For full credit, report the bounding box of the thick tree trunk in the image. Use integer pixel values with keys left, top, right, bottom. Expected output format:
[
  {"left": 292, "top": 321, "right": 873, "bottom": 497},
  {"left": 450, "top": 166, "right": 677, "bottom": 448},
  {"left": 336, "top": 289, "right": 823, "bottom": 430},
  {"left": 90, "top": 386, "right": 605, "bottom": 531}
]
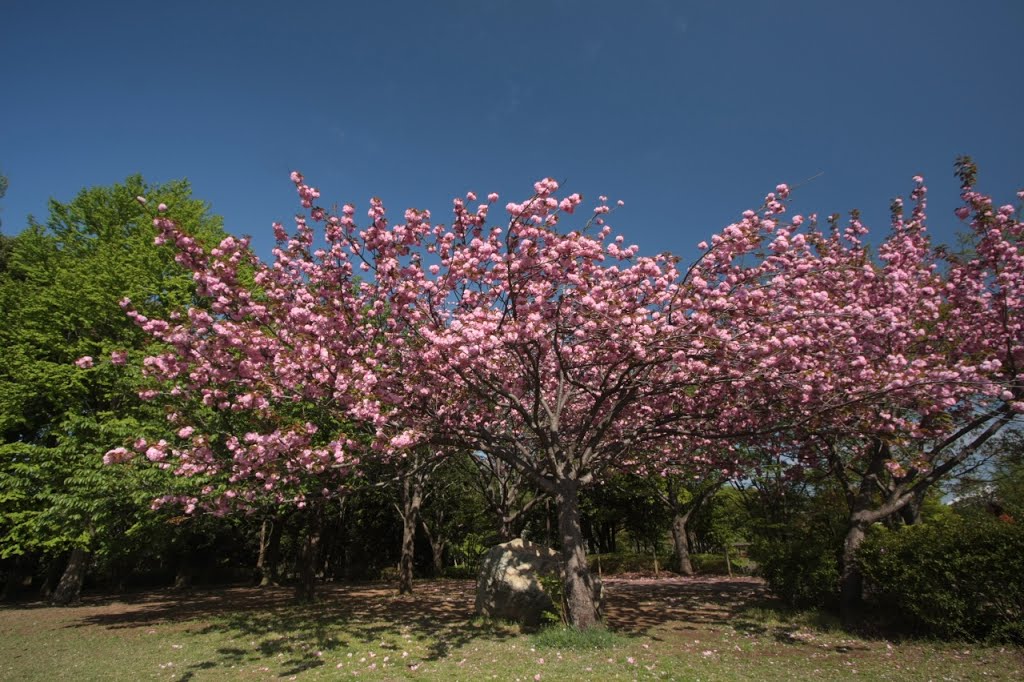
[
  {"left": 50, "top": 547, "right": 88, "bottom": 605},
  {"left": 294, "top": 516, "right": 322, "bottom": 602},
  {"left": 398, "top": 480, "right": 423, "bottom": 595},
  {"left": 839, "top": 521, "right": 868, "bottom": 622},
  {"left": 671, "top": 513, "right": 694, "bottom": 576},
  {"left": 257, "top": 516, "right": 282, "bottom": 587},
  {"left": 554, "top": 480, "right": 601, "bottom": 629}
]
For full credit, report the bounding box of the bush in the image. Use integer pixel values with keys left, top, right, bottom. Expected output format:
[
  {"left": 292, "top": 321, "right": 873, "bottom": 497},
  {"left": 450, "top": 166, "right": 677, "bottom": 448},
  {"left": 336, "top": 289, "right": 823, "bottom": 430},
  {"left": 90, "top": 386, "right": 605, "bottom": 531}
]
[
  {"left": 858, "top": 516, "right": 1024, "bottom": 642},
  {"left": 750, "top": 532, "right": 840, "bottom": 610}
]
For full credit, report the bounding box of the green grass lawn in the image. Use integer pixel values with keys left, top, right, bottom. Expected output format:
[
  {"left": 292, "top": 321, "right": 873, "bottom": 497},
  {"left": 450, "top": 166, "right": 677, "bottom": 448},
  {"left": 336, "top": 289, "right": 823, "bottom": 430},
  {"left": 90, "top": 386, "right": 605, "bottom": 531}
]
[{"left": 1, "top": 577, "right": 1020, "bottom": 680}]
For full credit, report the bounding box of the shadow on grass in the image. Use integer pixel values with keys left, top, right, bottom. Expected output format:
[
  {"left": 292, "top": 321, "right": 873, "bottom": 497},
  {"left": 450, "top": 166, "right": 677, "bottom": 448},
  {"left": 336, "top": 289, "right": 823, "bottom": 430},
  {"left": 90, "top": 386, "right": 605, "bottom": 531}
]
[
  {"left": 731, "top": 599, "right": 876, "bottom": 653},
  {"left": 69, "top": 580, "right": 521, "bottom": 678},
  {"left": 62, "top": 576, "right": 783, "bottom": 679},
  {"left": 601, "top": 575, "right": 768, "bottom": 638}
]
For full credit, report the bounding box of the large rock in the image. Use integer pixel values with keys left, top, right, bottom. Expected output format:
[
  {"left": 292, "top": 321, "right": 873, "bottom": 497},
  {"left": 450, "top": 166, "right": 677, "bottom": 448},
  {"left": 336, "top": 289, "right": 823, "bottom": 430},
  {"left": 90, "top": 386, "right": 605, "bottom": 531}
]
[{"left": 475, "top": 539, "right": 561, "bottom": 626}]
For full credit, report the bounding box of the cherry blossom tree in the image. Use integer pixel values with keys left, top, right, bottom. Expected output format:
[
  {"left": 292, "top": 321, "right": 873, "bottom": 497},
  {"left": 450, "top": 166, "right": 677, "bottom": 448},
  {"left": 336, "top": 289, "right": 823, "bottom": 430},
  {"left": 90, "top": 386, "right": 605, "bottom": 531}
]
[
  {"left": 119, "top": 172, "right": 817, "bottom": 626},
  {"left": 295, "top": 176, "right": 822, "bottom": 628},
  {"left": 741, "top": 160, "right": 1024, "bottom": 618},
  {"left": 117, "top": 161, "right": 1022, "bottom": 628}
]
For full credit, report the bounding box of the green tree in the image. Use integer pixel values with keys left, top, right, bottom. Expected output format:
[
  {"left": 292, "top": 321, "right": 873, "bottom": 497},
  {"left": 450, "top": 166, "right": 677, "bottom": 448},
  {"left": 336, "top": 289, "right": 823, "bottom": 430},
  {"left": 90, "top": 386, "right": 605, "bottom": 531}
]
[
  {"left": 419, "top": 452, "right": 491, "bottom": 575},
  {"left": 0, "top": 176, "right": 223, "bottom": 603}
]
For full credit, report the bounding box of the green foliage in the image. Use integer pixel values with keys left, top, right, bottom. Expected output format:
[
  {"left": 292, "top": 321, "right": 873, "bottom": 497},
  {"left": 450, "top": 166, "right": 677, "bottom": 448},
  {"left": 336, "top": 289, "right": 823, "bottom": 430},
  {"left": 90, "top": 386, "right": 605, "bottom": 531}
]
[
  {"left": 439, "top": 564, "right": 478, "bottom": 579},
  {"left": 420, "top": 452, "right": 494, "bottom": 571},
  {"left": 752, "top": 532, "right": 840, "bottom": 609},
  {"left": 530, "top": 624, "right": 627, "bottom": 650},
  {"left": 688, "top": 485, "right": 750, "bottom": 553},
  {"left": 858, "top": 515, "right": 1024, "bottom": 642},
  {"left": 0, "top": 176, "right": 224, "bottom": 584},
  {"left": 578, "top": 474, "right": 673, "bottom": 555},
  {"left": 538, "top": 572, "right": 567, "bottom": 625},
  {"left": 742, "top": 476, "right": 846, "bottom": 609},
  {"left": 948, "top": 430, "right": 1024, "bottom": 522}
]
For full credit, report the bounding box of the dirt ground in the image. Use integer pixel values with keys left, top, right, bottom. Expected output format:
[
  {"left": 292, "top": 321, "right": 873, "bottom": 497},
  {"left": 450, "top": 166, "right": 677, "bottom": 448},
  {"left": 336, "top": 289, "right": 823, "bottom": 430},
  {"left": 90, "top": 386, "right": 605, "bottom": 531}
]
[{"left": 0, "top": 573, "right": 767, "bottom": 634}]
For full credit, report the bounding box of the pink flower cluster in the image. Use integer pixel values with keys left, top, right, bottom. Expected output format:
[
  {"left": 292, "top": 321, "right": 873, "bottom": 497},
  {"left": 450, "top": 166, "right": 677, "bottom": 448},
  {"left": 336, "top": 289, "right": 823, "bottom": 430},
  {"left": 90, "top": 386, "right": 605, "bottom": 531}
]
[{"left": 106, "top": 165, "right": 1024, "bottom": 517}]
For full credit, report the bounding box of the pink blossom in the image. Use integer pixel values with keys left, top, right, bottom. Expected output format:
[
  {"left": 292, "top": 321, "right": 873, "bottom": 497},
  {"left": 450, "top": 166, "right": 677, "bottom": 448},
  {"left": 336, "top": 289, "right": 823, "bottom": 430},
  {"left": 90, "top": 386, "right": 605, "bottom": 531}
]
[
  {"left": 75, "top": 356, "right": 94, "bottom": 369},
  {"left": 103, "top": 447, "right": 132, "bottom": 465}
]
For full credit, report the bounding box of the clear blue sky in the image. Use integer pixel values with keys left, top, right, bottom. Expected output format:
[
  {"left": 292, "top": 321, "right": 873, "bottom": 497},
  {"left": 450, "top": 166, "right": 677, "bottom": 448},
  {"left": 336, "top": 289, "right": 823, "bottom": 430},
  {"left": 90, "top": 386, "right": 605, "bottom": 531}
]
[{"left": 2, "top": 0, "right": 1022, "bottom": 261}]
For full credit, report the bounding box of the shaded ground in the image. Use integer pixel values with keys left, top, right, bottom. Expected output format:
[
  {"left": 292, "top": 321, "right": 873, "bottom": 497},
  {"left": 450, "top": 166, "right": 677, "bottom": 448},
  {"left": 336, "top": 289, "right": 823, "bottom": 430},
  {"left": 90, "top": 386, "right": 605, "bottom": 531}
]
[
  {"left": 602, "top": 574, "right": 766, "bottom": 631},
  {"left": 1, "top": 576, "right": 1021, "bottom": 680},
  {"left": 2, "top": 574, "right": 766, "bottom": 634}
]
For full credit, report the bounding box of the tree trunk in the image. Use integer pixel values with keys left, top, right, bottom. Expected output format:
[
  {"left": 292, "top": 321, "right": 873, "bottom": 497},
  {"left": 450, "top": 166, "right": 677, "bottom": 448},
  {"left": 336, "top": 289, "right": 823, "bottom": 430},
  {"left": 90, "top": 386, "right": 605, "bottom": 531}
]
[
  {"left": 839, "top": 521, "right": 867, "bottom": 623},
  {"left": 554, "top": 480, "right": 601, "bottom": 629},
  {"left": 50, "top": 547, "right": 88, "bottom": 605},
  {"left": 39, "top": 555, "right": 64, "bottom": 600},
  {"left": 897, "top": 487, "right": 928, "bottom": 526},
  {"left": 398, "top": 479, "right": 423, "bottom": 595},
  {"left": 430, "top": 538, "right": 445, "bottom": 576},
  {"left": 498, "top": 516, "right": 515, "bottom": 543},
  {"left": 420, "top": 518, "right": 446, "bottom": 576},
  {"left": 257, "top": 516, "right": 282, "bottom": 587},
  {"left": 671, "top": 513, "right": 694, "bottom": 576},
  {"left": 295, "top": 515, "right": 322, "bottom": 602}
]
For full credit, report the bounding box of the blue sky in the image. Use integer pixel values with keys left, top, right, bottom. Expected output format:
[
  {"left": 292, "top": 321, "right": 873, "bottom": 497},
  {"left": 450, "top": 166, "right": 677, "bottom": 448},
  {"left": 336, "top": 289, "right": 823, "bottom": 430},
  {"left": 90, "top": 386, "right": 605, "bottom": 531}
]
[{"left": 2, "top": 0, "right": 1022, "bottom": 261}]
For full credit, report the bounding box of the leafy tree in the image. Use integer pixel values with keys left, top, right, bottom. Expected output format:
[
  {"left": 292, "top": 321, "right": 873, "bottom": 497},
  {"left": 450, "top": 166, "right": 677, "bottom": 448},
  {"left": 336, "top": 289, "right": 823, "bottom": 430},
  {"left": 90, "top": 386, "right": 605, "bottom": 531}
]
[
  {"left": 419, "top": 451, "right": 491, "bottom": 575},
  {"left": 0, "top": 176, "right": 223, "bottom": 603},
  {"left": 737, "top": 162, "right": 1024, "bottom": 621}
]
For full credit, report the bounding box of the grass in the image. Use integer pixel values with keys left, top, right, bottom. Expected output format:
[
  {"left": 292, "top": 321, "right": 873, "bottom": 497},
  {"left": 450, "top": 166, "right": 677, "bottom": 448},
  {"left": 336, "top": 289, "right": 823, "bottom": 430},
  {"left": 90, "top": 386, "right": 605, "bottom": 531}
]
[
  {"left": 1, "top": 577, "right": 1021, "bottom": 680},
  {"left": 530, "top": 624, "right": 631, "bottom": 650}
]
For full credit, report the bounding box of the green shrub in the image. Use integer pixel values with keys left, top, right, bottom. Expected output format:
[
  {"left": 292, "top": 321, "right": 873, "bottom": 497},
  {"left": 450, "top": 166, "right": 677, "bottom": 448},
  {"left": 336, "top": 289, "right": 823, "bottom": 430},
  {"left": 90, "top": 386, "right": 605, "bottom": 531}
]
[
  {"left": 750, "top": 532, "right": 840, "bottom": 610},
  {"left": 858, "top": 516, "right": 1024, "bottom": 642}
]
